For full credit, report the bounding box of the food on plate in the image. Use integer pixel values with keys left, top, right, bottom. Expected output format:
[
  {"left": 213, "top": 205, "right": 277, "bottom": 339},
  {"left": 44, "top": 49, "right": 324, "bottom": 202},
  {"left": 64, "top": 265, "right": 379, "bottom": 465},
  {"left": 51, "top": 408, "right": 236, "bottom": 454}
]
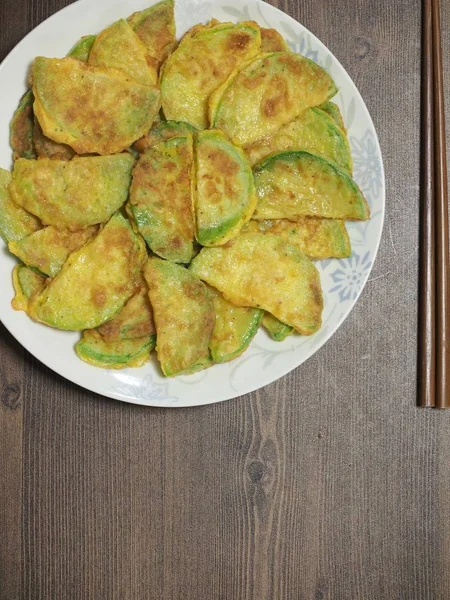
[
  {"left": 253, "top": 151, "right": 370, "bottom": 221},
  {"left": 0, "top": 168, "right": 41, "bottom": 243},
  {"left": 8, "top": 225, "right": 98, "bottom": 277},
  {"left": 11, "top": 265, "right": 47, "bottom": 312},
  {"left": 32, "top": 57, "right": 161, "bottom": 155},
  {"left": 33, "top": 120, "right": 75, "bottom": 160},
  {"left": 9, "top": 90, "right": 36, "bottom": 160},
  {"left": 144, "top": 257, "right": 215, "bottom": 376},
  {"left": 127, "top": 0, "right": 176, "bottom": 68},
  {"left": 68, "top": 35, "right": 97, "bottom": 61},
  {"left": 27, "top": 213, "right": 146, "bottom": 330},
  {"left": 208, "top": 285, "right": 263, "bottom": 363},
  {"left": 9, "top": 155, "right": 135, "bottom": 230},
  {"left": 262, "top": 313, "right": 294, "bottom": 341},
  {"left": 161, "top": 20, "right": 261, "bottom": 129},
  {"left": 245, "top": 106, "right": 353, "bottom": 171},
  {"left": 97, "top": 277, "right": 155, "bottom": 342},
  {"left": 75, "top": 330, "right": 155, "bottom": 369},
  {"left": 2, "top": 5, "right": 372, "bottom": 376},
  {"left": 89, "top": 19, "right": 158, "bottom": 86},
  {"left": 320, "top": 101, "right": 346, "bottom": 131},
  {"left": 195, "top": 129, "right": 257, "bottom": 246},
  {"left": 190, "top": 233, "right": 323, "bottom": 335},
  {"left": 260, "top": 27, "right": 290, "bottom": 53},
  {"left": 209, "top": 51, "right": 337, "bottom": 146},
  {"left": 128, "top": 135, "right": 195, "bottom": 263},
  {"left": 133, "top": 119, "right": 197, "bottom": 153},
  {"left": 242, "top": 217, "right": 351, "bottom": 260}
]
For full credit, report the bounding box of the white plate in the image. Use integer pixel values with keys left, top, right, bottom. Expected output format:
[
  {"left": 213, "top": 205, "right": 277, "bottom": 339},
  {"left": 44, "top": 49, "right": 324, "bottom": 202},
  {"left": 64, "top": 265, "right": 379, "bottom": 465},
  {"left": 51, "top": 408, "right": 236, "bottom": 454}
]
[{"left": 0, "top": 0, "right": 385, "bottom": 407}]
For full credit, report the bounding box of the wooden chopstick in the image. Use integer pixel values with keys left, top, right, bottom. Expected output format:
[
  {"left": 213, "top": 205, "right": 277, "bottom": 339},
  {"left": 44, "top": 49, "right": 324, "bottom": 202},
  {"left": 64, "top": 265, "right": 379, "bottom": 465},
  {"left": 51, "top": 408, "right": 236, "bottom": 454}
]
[{"left": 418, "top": 0, "right": 450, "bottom": 408}]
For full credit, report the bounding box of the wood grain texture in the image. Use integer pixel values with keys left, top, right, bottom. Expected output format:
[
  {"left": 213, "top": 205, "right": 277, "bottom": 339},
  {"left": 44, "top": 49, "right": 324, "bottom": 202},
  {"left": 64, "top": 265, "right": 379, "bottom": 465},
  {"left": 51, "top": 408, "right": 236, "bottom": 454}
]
[{"left": 1, "top": 0, "right": 450, "bottom": 598}]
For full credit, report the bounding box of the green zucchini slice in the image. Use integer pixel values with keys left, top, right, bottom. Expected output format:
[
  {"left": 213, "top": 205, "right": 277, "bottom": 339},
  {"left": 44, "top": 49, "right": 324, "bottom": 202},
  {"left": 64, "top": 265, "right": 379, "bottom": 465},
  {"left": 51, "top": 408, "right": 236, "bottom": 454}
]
[
  {"left": 262, "top": 313, "right": 293, "bottom": 341},
  {"left": 144, "top": 257, "right": 215, "bottom": 377},
  {"left": 246, "top": 107, "right": 352, "bottom": 172},
  {"left": 10, "top": 155, "right": 135, "bottom": 231},
  {"left": 129, "top": 135, "right": 195, "bottom": 263},
  {"left": 76, "top": 330, "right": 155, "bottom": 369},
  {"left": 190, "top": 233, "right": 323, "bottom": 335},
  {"left": 0, "top": 168, "right": 41, "bottom": 243},
  {"left": 242, "top": 218, "right": 351, "bottom": 260},
  {"left": 89, "top": 19, "right": 157, "bottom": 86},
  {"left": 161, "top": 21, "right": 261, "bottom": 129},
  {"left": 208, "top": 286, "right": 263, "bottom": 363},
  {"left": 210, "top": 51, "right": 337, "bottom": 147},
  {"left": 9, "top": 90, "right": 36, "bottom": 161},
  {"left": 195, "top": 129, "right": 257, "bottom": 246},
  {"left": 8, "top": 225, "right": 98, "bottom": 277},
  {"left": 127, "top": 0, "right": 176, "bottom": 68},
  {"left": 253, "top": 151, "right": 370, "bottom": 221},
  {"left": 11, "top": 265, "right": 47, "bottom": 313},
  {"left": 28, "top": 213, "right": 146, "bottom": 331},
  {"left": 97, "top": 278, "right": 156, "bottom": 342},
  {"left": 133, "top": 120, "right": 197, "bottom": 154},
  {"left": 68, "top": 35, "right": 97, "bottom": 62}
]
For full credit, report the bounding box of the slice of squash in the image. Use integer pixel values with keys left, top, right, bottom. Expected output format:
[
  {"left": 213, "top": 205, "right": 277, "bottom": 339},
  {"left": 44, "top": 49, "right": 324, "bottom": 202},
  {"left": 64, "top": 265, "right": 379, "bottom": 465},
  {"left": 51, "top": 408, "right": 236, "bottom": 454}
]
[
  {"left": 89, "top": 19, "right": 158, "bottom": 86},
  {"left": 8, "top": 225, "right": 98, "bottom": 277},
  {"left": 319, "top": 101, "right": 346, "bottom": 131},
  {"left": 210, "top": 51, "right": 337, "bottom": 147},
  {"left": 246, "top": 107, "right": 352, "bottom": 172},
  {"left": 190, "top": 233, "right": 323, "bottom": 335},
  {"left": 128, "top": 135, "right": 195, "bottom": 263},
  {"left": 0, "top": 168, "right": 41, "bottom": 243},
  {"left": 76, "top": 330, "right": 154, "bottom": 369},
  {"left": 253, "top": 151, "right": 370, "bottom": 221},
  {"left": 68, "top": 35, "right": 97, "bottom": 62},
  {"left": 144, "top": 257, "right": 215, "bottom": 377},
  {"left": 128, "top": 0, "right": 176, "bottom": 69},
  {"left": 242, "top": 218, "right": 351, "bottom": 260},
  {"left": 260, "top": 28, "right": 289, "bottom": 53},
  {"left": 28, "top": 213, "right": 146, "bottom": 331},
  {"left": 9, "top": 90, "right": 36, "bottom": 161},
  {"left": 11, "top": 265, "right": 46, "bottom": 313},
  {"left": 208, "top": 286, "right": 263, "bottom": 363},
  {"left": 32, "top": 57, "right": 160, "bottom": 155},
  {"left": 161, "top": 21, "right": 261, "bottom": 129},
  {"left": 262, "top": 313, "right": 293, "bottom": 341},
  {"left": 97, "top": 278, "right": 156, "bottom": 342},
  {"left": 10, "top": 155, "right": 135, "bottom": 231},
  {"left": 133, "top": 120, "right": 197, "bottom": 153},
  {"left": 195, "top": 129, "right": 257, "bottom": 246}
]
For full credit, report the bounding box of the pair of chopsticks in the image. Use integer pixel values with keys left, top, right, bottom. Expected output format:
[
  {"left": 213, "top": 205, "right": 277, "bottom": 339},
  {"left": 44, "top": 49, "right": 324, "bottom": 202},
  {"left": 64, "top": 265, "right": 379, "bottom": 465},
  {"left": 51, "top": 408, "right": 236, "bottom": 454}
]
[{"left": 418, "top": 0, "right": 450, "bottom": 407}]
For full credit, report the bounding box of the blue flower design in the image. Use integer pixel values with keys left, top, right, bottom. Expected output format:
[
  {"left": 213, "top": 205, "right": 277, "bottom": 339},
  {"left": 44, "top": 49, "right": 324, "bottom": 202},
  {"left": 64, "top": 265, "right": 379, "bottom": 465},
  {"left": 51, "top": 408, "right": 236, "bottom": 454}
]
[
  {"left": 329, "top": 252, "right": 372, "bottom": 302},
  {"left": 111, "top": 374, "right": 179, "bottom": 404},
  {"left": 288, "top": 36, "right": 321, "bottom": 65},
  {"left": 350, "top": 129, "right": 383, "bottom": 204}
]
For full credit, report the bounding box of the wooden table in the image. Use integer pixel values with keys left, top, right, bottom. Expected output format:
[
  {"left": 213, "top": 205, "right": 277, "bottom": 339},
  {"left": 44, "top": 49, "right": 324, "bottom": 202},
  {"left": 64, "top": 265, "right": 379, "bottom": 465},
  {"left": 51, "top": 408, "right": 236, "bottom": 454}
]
[{"left": 1, "top": 0, "right": 449, "bottom": 598}]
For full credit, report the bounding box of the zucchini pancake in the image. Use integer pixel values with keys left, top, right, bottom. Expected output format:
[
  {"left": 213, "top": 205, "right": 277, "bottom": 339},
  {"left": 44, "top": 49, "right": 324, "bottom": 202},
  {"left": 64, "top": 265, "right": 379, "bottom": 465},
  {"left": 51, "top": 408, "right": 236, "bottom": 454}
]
[{"left": 2, "top": 0, "right": 370, "bottom": 376}]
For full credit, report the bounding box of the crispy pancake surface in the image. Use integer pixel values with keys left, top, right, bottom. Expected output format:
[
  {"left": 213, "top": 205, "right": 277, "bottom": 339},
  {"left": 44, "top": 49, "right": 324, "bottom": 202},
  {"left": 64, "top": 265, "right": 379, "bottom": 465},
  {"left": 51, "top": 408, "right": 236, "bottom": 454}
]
[
  {"left": 210, "top": 51, "right": 337, "bottom": 146},
  {"left": 32, "top": 57, "right": 161, "bottom": 155},
  {"left": 161, "top": 21, "right": 261, "bottom": 129},
  {"left": 10, "top": 155, "right": 135, "bottom": 231},
  {"left": 28, "top": 213, "right": 146, "bottom": 331},
  {"left": 190, "top": 233, "right": 323, "bottom": 335}
]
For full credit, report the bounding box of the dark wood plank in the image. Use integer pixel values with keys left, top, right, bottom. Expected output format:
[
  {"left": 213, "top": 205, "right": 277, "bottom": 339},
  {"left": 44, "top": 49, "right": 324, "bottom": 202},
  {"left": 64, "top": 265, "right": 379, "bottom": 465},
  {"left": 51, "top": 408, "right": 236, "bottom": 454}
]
[
  {"left": 0, "top": 325, "right": 24, "bottom": 600},
  {"left": 1, "top": 0, "right": 450, "bottom": 598}
]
